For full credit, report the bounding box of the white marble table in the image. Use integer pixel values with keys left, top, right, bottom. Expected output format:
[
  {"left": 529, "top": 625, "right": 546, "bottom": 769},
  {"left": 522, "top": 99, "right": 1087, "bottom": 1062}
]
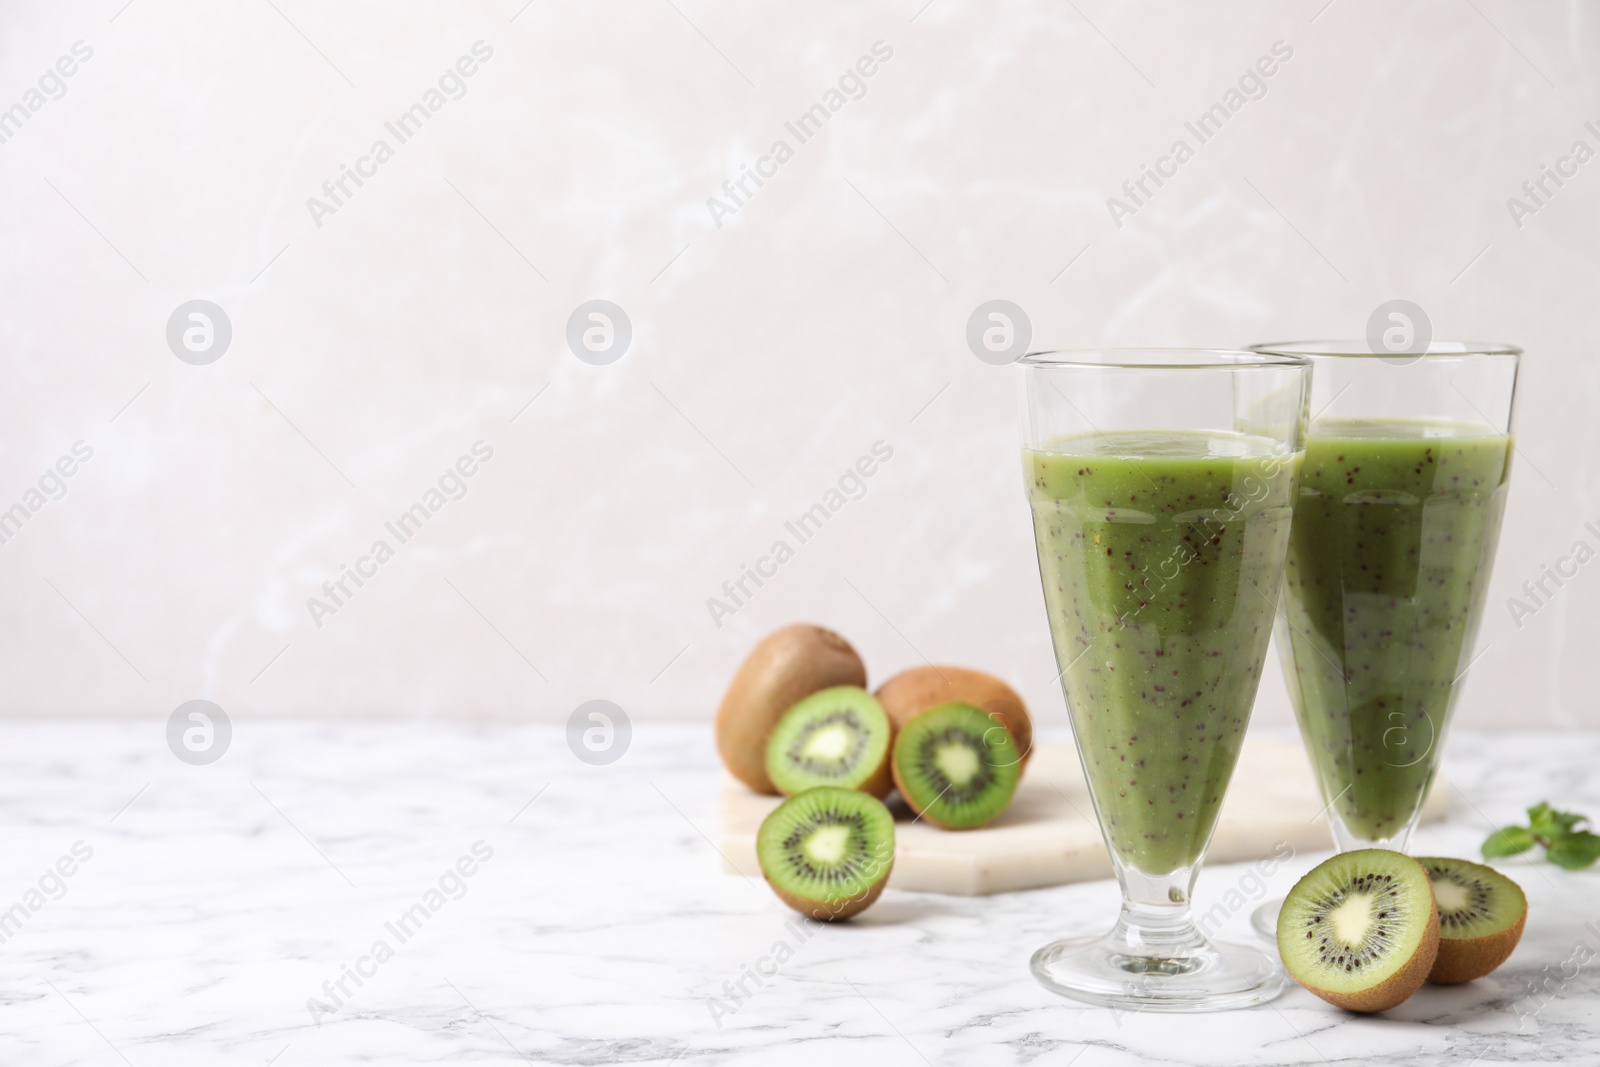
[{"left": 1, "top": 722, "right": 1596, "bottom": 1066}]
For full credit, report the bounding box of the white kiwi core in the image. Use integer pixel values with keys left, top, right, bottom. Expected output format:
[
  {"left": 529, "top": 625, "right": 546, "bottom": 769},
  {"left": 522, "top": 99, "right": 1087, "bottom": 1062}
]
[
  {"left": 803, "top": 824, "right": 851, "bottom": 865},
  {"left": 1433, "top": 880, "right": 1470, "bottom": 913},
  {"left": 934, "top": 742, "right": 981, "bottom": 785},
  {"left": 802, "top": 724, "right": 855, "bottom": 762},
  {"left": 1328, "top": 893, "right": 1377, "bottom": 946}
]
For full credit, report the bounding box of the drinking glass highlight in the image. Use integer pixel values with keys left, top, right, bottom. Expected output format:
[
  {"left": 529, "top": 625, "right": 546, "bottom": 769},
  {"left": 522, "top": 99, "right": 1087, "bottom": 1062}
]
[
  {"left": 1020, "top": 350, "right": 1310, "bottom": 1012},
  {"left": 1244, "top": 341, "right": 1519, "bottom": 938}
]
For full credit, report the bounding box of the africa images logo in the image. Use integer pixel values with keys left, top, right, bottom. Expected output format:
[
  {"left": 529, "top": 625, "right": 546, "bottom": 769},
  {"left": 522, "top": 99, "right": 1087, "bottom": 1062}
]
[
  {"left": 1105, "top": 40, "right": 1294, "bottom": 228},
  {"left": 705, "top": 41, "right": 894, "bottom": 228}
]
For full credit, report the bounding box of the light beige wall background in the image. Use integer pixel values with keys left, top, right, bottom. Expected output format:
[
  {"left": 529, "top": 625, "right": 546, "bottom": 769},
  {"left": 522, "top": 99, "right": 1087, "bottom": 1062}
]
[{"left": 0, "top": 0, "right": 1595, "bottom": 728}]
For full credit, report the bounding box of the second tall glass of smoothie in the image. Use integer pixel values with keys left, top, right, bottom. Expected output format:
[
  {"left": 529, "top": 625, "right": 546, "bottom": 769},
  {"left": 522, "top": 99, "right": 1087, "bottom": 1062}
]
[
  {"left": 1020, "top": 350, "right": 1310, "bottom": 1012},
  {"left": 1245, "top": 341, "right": 1519, "bottom": 936}
]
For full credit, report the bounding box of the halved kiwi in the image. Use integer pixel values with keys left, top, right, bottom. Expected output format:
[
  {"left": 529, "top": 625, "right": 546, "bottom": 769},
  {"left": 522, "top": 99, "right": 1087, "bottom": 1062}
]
[
  {"left": 1416, "top": 856, "right": 1526, "bottom": 985},
  {"left": 891, "top": 702, "right": 1020, "bottom": 830},
  {"left": 764, "top": 686, "right": 893, "bottom": 798},
  {"left": 1277, "top": 849, "right": 1439, "bottom": 1013},
  {"left": 756, "top": 787, "right": 895, "bottom": 920},
  {"left": 875, "top": 665, "right": 1033, "bottom": 770},
  {"left": 715, "top": 624, "right": 867, "bottom": 794}
]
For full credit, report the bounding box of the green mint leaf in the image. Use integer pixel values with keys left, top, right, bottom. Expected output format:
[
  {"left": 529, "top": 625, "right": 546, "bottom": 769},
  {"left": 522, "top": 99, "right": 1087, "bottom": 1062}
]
[
  {"left": 1547, "top": 831, "right": 1600, "bottom": 870},
  {"left": 1482, "top": 825, "right": 1537, "bottom": 859},
  {"left": 1527, "top": 801, "right": 1559, "bottom": 838},
  {"left": 1551, "top": 809, "right": 1589, "bottom": 835}
]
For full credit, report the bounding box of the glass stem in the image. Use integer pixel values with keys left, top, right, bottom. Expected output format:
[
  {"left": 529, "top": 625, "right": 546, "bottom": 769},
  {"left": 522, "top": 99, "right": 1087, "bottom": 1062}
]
[
  {"left": 1109, "top": 860, "right": 1209, "bottom": 969},
  {"left": 1328, "top": 807, "right": 1419, "bottom": 854}
]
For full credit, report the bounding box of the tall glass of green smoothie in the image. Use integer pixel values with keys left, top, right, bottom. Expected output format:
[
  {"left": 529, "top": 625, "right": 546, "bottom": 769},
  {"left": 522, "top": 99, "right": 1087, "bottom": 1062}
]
[
  {"left": 1021, "top": 350, "right": 1311, "bottom": 1012},
  {"left": 1244, "top": 341, "right": 1519, "bottom": 938}
]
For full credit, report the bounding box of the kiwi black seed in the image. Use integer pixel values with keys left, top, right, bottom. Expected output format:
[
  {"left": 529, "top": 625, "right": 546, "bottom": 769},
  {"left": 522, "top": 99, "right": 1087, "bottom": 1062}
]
[
  {"left": 756, "top": 787, "right": 895, "bottom": 920},
  {"left": 891, "top": 701, "right": 1020, "bottom": 830},
  {"left": 1278, "top": 849, "right": 1439, "bottom": 1013},
  {"left": 764, "top": 686, "right": 893, "bottom": 798},
  {"left": 1416, "top": 856, "right": 1527, "bottom": 985}
]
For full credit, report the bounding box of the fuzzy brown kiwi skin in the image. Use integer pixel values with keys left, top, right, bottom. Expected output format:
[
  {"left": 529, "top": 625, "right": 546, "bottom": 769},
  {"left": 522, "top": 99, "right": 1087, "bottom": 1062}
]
[
  {"left": 1298, "top": 882, "right": 1441, "bottom": 1013},
  {"left": 716, "top": 625, "right": 867, "bottom": 795},
  {"left": 766, "top": 861, "right": 893, "bottom": 921},
  {"left": 856, "top": 744, "right": 894, "bottom": 801},
  {"left": 876, "top": 666, "right": 1033, "bottom": 772},
  {"left": 1427, "top": 908, "right": 1525, "bottom": 985}
]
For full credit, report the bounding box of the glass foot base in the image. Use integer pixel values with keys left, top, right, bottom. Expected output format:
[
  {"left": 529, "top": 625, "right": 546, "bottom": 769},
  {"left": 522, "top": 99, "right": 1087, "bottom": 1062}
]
[
  {"left": 1250, "top": 897, "right": 1283, "bottom": 942},
  {"left": 1248, "top": 902, "right": 1286, "bottom": 940},
  {"left": 1030, "top": 931, "right": 1286, "bottom": 1012}
]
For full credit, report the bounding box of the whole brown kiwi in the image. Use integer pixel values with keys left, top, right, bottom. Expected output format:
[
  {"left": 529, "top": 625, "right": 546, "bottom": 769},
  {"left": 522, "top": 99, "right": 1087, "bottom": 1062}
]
[
  {"left": 875, "top": 666, "right": 1032, "bottom": 770},
  {"left": 715, "top": 624, "right": 867, "bottom": 794}
]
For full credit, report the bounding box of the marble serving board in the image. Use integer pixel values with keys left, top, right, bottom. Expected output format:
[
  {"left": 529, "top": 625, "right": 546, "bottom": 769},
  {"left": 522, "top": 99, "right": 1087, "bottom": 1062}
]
[{"left": 720, "top": 736, "right": 1449, "bottom": 896}]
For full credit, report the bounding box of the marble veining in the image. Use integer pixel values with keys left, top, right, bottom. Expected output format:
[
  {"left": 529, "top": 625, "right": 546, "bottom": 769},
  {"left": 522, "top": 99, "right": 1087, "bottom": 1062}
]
[{"left": 0, "top": 723, "right": 1596, "bottom": 1065}]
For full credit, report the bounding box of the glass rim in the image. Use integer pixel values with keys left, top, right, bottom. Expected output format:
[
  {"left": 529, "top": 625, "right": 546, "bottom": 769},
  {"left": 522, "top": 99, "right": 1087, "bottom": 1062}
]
[
  {"left": 1017, "top": 348, "right": 1309, "bottom": 370},
  {"left": 1248, "top": 339, "right": 1522, "bottom": 358}
]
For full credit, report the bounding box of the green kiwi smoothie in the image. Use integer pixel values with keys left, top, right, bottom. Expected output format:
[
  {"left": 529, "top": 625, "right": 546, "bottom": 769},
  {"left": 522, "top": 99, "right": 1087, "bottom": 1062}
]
[
  {"left": 1026, "top": 431, "right": 1300, "bottom": 875},
  {"left": 1278, "top": 419, "right": 1512, "bottom": 843}
]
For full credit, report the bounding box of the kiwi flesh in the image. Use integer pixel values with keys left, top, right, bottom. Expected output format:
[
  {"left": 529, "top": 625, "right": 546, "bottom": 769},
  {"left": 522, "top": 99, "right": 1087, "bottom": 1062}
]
[
  {"left": 891, "top": 702, "right": 1021, "bottom": 830},
  {"left": 1416, "top": 856, "right": 1527, "bottom": 985},
  {"left": 876, "top": 665, "right": 1033, "bottom": 771},
  {"left": 765, "top": 686, "right": 893, "bottom": 798},
  {"left": 756, "top": 787, "right": 895, "bottom": 920},
  {"left": 716, "top": 624, "right": 867, "bottom": 794},
  {"left": 1278, "top": 849, "right": 1439, "bottom": 1013}
]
